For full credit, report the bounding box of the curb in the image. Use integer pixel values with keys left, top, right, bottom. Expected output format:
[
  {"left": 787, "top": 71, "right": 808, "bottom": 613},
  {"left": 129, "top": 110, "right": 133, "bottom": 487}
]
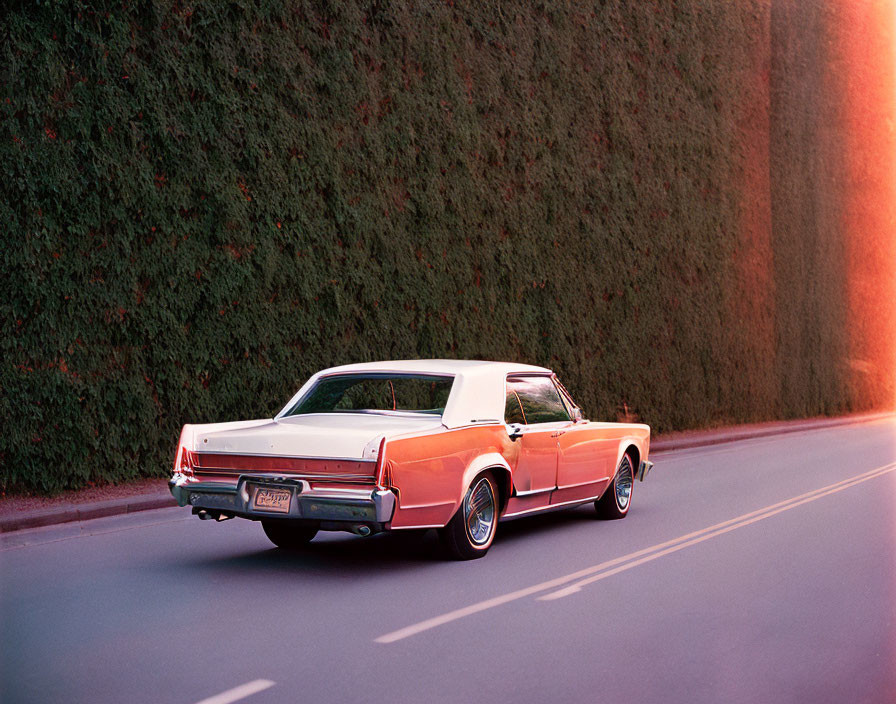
[
  {"left": 2, "top": 411, "right": 891, "bottom": 535},
  {"left": 0, "top": 494, "right": 177, "bottom": 534}
]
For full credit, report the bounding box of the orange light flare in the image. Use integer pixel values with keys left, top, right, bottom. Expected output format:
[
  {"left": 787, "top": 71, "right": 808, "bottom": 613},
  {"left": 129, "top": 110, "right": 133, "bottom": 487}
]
[
  {"left": 838, "top": 0, "right": 896, "bottom": 412},
  {"left": 836, "top": 0, "right": 896, "bottom": 672}
]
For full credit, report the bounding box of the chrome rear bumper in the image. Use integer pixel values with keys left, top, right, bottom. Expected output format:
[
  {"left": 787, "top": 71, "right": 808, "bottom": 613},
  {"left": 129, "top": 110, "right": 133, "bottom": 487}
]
[
  {"left": 637, "top": 461, "right": 654, "bottom": 482},
  {"left": 169, "top": 474, "right": 396, "bottom": 525}
]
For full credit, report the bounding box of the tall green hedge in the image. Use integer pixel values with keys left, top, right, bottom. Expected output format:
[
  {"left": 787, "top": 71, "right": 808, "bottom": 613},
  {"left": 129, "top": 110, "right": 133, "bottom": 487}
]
[{"left": 1, "top": 1, "right": 890, "bottom": 493}]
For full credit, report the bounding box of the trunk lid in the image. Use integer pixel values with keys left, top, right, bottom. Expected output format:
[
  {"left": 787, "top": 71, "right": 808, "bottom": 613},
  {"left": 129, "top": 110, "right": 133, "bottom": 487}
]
[{"left": 195, "top": 413, "right": 442, "bottom": 459}]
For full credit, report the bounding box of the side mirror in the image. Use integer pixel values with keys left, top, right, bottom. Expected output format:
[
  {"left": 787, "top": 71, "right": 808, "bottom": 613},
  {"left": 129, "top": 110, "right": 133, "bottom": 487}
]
[
  {"left": 507, "top": 423, "right": 524, "bottom": 441},
  {"left": 572, "top": 407, "right": 585, "bottom": 423}
]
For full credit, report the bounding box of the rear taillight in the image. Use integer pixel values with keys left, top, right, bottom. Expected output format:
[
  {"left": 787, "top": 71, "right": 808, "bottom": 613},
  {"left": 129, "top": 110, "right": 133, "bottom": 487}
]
[
  {"left": 374, "top": 437, "right": 389, "bottom": 488},
  {"left": 173, "top": 427, "right": 195, "bottom": 476},
  {"left": 381, "top": 461, "right": 393, "bottom": 490}
]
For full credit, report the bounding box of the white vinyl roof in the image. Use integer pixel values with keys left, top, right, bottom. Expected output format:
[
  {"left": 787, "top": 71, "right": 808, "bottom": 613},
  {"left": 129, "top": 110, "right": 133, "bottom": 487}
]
[
  {"left": 313, "top": 359, "right": 550, "bottom": 376},
  {"left": 276, "top": 359, "right": 553, "bottom": 428}
]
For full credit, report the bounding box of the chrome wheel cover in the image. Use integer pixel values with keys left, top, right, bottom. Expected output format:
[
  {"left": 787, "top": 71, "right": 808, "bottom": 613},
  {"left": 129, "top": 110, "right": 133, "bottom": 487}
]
[
  {"left": 615, "top": 457, "right": 633, "bottom": 510},
  {"left": 464, "top": 477, "right": 496, "bottom": 546}
]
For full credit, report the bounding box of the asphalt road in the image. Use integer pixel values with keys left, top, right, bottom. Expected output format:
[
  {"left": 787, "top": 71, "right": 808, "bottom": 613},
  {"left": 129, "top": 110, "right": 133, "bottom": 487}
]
[{"left": 2, "top": 418, "right": 895, "bottom": 704}]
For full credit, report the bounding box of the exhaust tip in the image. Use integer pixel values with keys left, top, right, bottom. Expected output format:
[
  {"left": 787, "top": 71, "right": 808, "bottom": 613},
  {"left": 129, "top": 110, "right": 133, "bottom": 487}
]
[{"left": 352, "top": 524, "right": 372, "bottom": 537}]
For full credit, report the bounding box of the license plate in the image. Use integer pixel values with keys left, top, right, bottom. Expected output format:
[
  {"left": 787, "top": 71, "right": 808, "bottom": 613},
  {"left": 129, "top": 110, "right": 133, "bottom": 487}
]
[{"left": 252, "top": 487, "right": 292, "bottom": 513}]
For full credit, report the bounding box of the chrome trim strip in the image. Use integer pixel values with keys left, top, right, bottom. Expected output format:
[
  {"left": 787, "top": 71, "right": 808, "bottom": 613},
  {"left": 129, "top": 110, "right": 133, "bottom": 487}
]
[
  {"left": 513, "top": 486, "right": 554, "bottom": 497},
  {"left": 555, "top": 478, "right": 606, "bottom": 491},
  {"left": 193, "top": 468, "right": 375, "bottom": 482},
  {"left": 389, "top": 524, "right": 444, "bottom": 530},
  {"left": 302, "top": 488, "right": 374, "bottom": 500},
  {"left": 396, "top": 500, "right": 456, "bottom": 511},
  {"left": 501, "top": 494, "right": 602, "bottom": 519},
  {"left": 194, "top": 451, "right": 376, "bottom": 464},
  {"left": 171, "top": 479, "right": 234, "bottom": 494}
]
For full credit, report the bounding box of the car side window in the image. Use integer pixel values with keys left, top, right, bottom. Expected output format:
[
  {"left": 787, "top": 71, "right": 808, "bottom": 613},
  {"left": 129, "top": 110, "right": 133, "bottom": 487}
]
[
  {"left": 554, "top": 378, "right": 578, "bottom": 417},
  {"left": 506, "top": 376, "right": 571, "bottom": 424},
  {"left": 505, "top": 388, "right": 527, "bottom": 424}
]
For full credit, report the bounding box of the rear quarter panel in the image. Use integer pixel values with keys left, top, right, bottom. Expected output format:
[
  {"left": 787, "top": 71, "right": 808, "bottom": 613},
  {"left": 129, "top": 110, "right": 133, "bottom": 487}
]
[
  {"left": 386, "top": 425, "right": 516, "bottom": 528},
  {"left": 586, "top": 422, "right": 651, "bottom": 468}
]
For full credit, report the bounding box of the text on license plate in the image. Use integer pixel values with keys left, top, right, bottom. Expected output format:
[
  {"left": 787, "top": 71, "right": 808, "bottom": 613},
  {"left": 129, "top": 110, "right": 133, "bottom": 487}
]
[{"left": 252, "top": 487, "right": 291, "bottom": 513}]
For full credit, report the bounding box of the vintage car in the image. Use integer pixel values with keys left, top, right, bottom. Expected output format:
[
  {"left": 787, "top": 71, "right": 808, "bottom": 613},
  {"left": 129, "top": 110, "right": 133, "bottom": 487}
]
[{"left": 169, "top": 360, "right": 653, "bottom": 559}]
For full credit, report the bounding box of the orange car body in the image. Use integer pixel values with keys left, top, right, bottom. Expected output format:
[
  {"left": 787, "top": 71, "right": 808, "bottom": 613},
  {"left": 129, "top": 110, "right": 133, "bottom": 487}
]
[{"left": 169, "top": 360, "right": 652, "bottom": 536}]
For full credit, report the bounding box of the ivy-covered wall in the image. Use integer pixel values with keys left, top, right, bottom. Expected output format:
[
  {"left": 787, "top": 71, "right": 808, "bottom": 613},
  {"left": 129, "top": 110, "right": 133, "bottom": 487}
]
[{"left": 2, "top": 1, "right": 894, "bottom": 493}]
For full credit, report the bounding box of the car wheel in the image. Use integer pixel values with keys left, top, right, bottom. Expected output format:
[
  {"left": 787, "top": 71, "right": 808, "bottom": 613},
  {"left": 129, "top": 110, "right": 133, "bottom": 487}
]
[
  {"left": 595, "top": 452, "right": 634, "bottom": 520},
  {"left": 440, "top": 471, "right": 498, "bottom": 560},
  {"left": 261, "top": 520, "right": 318, "bottom": 549}
]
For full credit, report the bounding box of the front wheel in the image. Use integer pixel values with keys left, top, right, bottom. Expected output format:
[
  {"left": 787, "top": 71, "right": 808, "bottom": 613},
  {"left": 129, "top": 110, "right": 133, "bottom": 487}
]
[
  {"left": 262, "top": 520, "right": 318, "bottom": 549},
  {"left": 595, "top": 453, "right": 634, "bottom": 520},
  {"left": 439, "top": 471, "right": 498, "bottom": 560}
]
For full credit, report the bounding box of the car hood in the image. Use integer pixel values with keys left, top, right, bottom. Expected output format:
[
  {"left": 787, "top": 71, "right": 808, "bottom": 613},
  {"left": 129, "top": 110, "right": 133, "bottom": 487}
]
[{"left": 191, "top": 414, "right": 443, "bottom": 460}]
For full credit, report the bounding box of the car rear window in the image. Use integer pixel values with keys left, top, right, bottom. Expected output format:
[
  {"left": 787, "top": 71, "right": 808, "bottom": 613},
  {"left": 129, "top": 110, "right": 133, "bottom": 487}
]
[
  {"left": 287, "top": 373, "right": 454, "bottom": 416},
  {"left": 505, "top": 376, "right": 570, "bottom": 424}
]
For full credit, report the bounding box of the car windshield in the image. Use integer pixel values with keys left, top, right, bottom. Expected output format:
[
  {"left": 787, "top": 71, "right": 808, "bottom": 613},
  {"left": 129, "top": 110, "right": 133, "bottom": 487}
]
[{"left": 286, "top": 373, "right": 454, "bottom": 417}]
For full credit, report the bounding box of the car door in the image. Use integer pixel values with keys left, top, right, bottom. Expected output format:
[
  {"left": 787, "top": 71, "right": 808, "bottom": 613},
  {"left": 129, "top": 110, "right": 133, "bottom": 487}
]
[
  {"left": 505, "top": 375, "right": 572, "bottom": 497},
  {"left": 553, "top": 379, "right": 616, "bottom": 503}
]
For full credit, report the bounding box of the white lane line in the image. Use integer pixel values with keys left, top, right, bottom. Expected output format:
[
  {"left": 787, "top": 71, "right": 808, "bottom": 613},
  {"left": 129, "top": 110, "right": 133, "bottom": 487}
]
[
  {"left": 194, "top": 680, "right": 275, "bottom": 704},
  {"left": 540, "top": 463, "right": 896, "bottom": 599},
  {"left": 375, "top": 461, "right": 896, "bottom": 643}
]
